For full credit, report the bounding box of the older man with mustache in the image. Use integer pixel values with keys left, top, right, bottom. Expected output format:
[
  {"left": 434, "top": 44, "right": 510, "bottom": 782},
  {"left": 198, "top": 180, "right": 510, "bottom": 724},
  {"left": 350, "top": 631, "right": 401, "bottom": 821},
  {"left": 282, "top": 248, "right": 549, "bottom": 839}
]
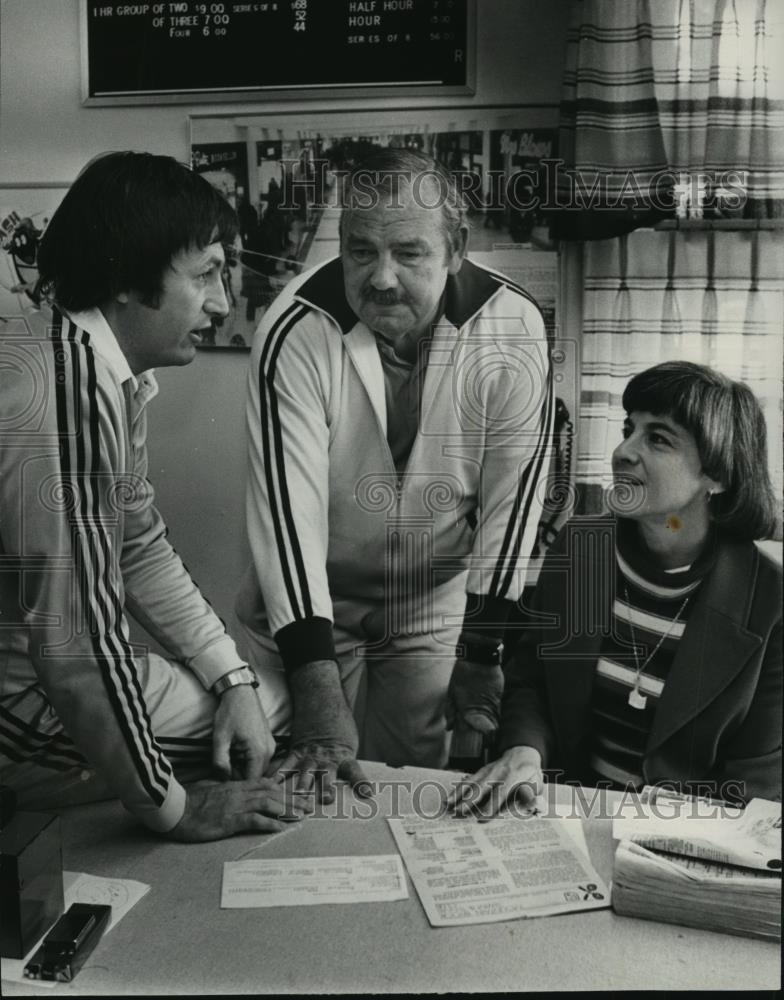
[{"left": 237, "top": 148, "right": 553, "bottom": 799}]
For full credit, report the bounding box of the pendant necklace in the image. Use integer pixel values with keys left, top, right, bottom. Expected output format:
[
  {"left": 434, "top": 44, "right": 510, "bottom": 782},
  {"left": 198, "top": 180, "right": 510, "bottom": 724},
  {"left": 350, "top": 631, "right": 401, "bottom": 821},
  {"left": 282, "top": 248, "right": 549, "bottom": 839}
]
[{"left": 624, "top": 586, "right": 690, "bottom": 710}]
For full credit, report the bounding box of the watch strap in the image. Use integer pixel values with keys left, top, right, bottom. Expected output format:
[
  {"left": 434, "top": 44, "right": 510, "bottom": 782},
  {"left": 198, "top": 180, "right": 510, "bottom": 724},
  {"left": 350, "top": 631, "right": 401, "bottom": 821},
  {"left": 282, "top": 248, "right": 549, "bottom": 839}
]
[
  {"left": 211, "top": 666, "right": 260, "bottom": 696},
  {"left": 457, "top": 636, "right": 504, "bottom": 665}
]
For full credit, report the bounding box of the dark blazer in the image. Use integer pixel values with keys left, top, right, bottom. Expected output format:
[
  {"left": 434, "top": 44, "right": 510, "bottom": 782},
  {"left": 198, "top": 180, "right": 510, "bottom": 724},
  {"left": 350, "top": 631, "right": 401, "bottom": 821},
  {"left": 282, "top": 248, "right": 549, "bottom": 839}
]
[{"left": 498, "top": 516, "right": 783, "bottom": 802}]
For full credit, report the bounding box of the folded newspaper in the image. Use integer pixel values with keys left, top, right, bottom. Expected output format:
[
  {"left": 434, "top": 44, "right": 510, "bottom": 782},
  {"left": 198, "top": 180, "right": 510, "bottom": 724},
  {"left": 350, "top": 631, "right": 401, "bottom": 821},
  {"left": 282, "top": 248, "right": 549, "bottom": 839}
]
[{"left": 611, "top": 788, "right": 781, "bottom": 941}]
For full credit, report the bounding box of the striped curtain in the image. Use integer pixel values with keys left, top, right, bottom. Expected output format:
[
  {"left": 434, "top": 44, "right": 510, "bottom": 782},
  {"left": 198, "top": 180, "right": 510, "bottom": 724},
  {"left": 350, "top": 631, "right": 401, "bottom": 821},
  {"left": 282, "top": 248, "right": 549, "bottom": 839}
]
[
  {"left": 560, "top": 0, "right": 784, "bottom": 533},
  {"left": 558, "top": 0, "right": 784, "bottom": 224},
  {"left": 576, "top": 227, "right": 784, "bottom": 525}
]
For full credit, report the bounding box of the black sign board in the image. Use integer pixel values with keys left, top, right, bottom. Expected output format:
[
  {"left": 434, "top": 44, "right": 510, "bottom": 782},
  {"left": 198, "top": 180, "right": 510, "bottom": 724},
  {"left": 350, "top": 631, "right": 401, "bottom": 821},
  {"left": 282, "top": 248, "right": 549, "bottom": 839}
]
[{"left": 81, "top": 0, "right": 474, "bottom": 104}]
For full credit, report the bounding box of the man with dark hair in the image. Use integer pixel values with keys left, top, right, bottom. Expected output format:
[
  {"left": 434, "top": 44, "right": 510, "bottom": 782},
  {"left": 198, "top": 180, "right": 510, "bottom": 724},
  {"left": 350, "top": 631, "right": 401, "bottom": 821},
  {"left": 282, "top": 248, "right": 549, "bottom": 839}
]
[
  {"left": 0, "top": 151, "right": 302, "bottom": 840},
  {"left": 237, "top": 148, "right": 554, "bottom": 796}
]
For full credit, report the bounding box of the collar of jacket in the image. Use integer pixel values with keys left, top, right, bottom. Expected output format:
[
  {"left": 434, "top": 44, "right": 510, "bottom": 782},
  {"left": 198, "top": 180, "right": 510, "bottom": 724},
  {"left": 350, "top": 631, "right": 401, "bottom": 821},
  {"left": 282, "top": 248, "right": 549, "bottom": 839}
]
[
  {"left": 544, "top": 517, "right": 764, "bottom": 759},
  {"left": 56, "top": 305, "right": 158, "bottom": 402},
  {"left": 293, "top": 256, "right": 509, "bottom": 334}
]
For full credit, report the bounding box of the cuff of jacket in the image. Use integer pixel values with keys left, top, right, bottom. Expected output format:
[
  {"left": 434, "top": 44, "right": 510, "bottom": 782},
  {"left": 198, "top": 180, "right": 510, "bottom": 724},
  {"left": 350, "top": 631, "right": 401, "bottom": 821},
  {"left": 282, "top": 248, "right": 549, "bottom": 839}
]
[
  {"left": 187, "top": 635, "right": 247, "bottom": 690},
  {"left": 275, "top": 617, "right": 336, "bottom": 673},
  {"left": 495, "top": 695, "right": 553, "bottom": 765},
  {"left": 124, "top": 776, "right": 187, "bottom": 834},
  {"left": 459, "top": 592, "right": 514, "bottom": 646},
  {"left": 495, "top": 726, "right": 551, "bottom": 766}
]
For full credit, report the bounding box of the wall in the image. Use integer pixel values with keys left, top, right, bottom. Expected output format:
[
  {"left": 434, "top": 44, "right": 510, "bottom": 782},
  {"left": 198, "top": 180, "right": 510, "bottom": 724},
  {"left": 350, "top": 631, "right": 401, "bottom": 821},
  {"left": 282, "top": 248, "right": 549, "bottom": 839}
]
[{"left": 0, "top": 0, "right": 569, "bottom": 643}]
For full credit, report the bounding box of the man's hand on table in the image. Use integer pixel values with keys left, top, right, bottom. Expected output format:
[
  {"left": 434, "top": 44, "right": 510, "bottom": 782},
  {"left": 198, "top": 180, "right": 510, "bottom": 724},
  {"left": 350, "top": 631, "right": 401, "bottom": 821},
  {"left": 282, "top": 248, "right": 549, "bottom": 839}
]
[
  {"left": 271, "top": 659, "right": 373, "bottom": 804},
  {"left": 446, "top": 745, "right": 544, "bottom": 819},
  {"left": 168, "top": 778, "right": 307, "bottom": 842},
  {"left": 212, "top": 684, "right": 276, "bottom": 780}
]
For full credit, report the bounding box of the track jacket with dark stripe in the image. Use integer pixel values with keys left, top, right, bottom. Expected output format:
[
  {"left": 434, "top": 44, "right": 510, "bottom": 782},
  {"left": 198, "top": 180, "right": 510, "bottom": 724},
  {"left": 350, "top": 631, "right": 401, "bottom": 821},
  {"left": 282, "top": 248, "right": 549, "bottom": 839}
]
[
  {"left": 0, "top": 308, "right": 246, "bottom": 831},
  {"left": 237, "top": 256, "right": 554, "bottom": 669}
]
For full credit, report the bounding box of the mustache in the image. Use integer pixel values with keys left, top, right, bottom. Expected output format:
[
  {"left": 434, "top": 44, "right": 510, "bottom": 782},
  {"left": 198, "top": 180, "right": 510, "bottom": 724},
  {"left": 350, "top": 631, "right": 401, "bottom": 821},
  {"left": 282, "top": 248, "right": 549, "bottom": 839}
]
[{"left": 362, "top": 287, "right": 405, "bottom": 306}]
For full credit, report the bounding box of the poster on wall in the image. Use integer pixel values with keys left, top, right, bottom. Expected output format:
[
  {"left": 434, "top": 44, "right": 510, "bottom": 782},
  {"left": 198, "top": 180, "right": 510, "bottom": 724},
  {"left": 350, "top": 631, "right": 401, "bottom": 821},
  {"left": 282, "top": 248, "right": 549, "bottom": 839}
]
[
  {"left": 189, "top": 106, "right": 560, "bottom": 351},
  {"left": 0, "top": 189, "right": 66, "bottom": 332},
  {"left": 191, "top": 142, "right": 249, "bottom": 210}
]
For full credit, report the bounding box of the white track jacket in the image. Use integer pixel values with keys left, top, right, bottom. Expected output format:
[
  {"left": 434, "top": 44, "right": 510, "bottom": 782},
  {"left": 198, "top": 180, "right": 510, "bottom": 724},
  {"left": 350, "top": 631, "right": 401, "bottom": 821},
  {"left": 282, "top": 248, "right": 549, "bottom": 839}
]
[
  {"left": 0, "top": 308, "right": 246, "bottom": 831},
  {"left": 238, "top": 257, "right": 554, "bottom": 670}
]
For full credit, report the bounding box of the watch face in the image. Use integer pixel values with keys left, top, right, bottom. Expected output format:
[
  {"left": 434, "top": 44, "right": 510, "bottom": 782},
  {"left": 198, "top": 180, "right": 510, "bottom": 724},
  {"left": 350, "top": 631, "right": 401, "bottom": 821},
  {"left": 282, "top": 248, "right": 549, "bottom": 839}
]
[
  {"left": 463, "top": 643, "right": 502, "bottom": 664},
  {"left": 214, "top": 668, "right": 259, "bottom": 694}
]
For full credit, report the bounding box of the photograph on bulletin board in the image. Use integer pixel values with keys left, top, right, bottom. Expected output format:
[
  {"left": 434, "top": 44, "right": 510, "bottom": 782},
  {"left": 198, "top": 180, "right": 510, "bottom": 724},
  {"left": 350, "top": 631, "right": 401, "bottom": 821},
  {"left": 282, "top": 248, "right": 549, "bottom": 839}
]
[
  {"left": 189, "top": 105, "right": 560, "bottom": 350},
  {"left": 0, "top": 190, "right": 68, "bottom": 331}
]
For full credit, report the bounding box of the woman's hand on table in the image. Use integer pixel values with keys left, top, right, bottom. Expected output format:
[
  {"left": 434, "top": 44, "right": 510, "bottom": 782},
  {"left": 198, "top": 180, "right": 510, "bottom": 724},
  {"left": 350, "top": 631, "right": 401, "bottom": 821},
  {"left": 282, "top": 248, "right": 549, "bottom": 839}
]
[{"left": 446, "top": 745, "right": 544, "bottom": 819}]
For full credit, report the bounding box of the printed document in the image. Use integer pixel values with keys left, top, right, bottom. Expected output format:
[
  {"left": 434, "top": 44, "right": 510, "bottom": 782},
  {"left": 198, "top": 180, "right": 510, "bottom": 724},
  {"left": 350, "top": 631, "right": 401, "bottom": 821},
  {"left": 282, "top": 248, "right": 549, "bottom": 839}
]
[
  {"left": 388, "top": 816, "right": 610, "bottom": 927},
  {"left": 612, "top": 790, "right": 781, "bottom": 871},
  {"left": 221, "top": 854, "right": 408, "bottom": 908}
]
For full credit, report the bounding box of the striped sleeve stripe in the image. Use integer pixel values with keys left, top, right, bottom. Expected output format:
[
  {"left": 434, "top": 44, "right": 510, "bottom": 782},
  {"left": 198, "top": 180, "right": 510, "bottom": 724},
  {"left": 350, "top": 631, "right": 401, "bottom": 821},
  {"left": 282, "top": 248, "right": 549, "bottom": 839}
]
[
  {"left": 0, "top": 703, "right": 80, "bottom": 748},
  {"left": 490, "top": 363, "right": 555, "bottom": 598},
  {"left": 157, "top": 736, "right": 212, "bottom": 762},
  {"left": 0, "top": 736, "right": 82, "bottom": 772},
  {"left": 157, "top": 736, "right": 212, "bottom": 749},
  {"left": 479, "top": 264, "right": 545, "bottom": 318},
  {"left": 498, "top": 278, "right": 543, "bottom": 314},
  {"left": 0, "top": 719, "right": 86, "bottom": 768},
  {"left": 51, "top": 317, "right": 171, "bottom": 806},
  {"left": 257, "top": 302, "right": 313, "bottom": 621},
  {"left": 76, "top": 324, "right": 171, "bottom": 793},
  {"left": 76, "top": 322, "right": 172, "bottom": 795}
]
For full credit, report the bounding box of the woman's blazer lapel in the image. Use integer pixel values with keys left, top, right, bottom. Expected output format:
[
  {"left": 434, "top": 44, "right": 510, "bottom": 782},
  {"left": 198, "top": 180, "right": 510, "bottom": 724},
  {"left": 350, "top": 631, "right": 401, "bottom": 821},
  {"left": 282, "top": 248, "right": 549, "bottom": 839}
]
[{"left": 647, "top": 540, "right": 764, "bottom": 755}]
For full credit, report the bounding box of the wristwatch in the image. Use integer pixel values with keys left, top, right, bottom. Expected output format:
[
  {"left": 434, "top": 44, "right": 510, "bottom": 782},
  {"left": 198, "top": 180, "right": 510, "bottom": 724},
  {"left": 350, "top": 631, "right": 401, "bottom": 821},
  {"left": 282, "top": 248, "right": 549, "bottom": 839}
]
[
  {"left": 211, "top": 666, "right": 260, "bottom": 697},
  {"left": 458, "top": 639, "right": 505, "bottom": 666}
]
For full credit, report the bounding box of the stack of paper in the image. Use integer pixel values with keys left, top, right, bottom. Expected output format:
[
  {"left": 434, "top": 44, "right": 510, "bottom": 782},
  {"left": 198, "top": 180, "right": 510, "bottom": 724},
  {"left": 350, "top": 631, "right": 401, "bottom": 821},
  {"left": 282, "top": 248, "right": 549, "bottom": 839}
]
[{"left": 612, "top": 790, "right": 781, "bottom": 941}]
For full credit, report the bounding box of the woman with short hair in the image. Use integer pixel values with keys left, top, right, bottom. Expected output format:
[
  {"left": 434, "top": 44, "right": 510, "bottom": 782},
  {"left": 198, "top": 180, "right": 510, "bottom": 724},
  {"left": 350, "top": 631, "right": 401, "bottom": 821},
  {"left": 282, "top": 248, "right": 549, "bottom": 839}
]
[{"left": 452, "top": 361, "right": 782, "bottom": 812}]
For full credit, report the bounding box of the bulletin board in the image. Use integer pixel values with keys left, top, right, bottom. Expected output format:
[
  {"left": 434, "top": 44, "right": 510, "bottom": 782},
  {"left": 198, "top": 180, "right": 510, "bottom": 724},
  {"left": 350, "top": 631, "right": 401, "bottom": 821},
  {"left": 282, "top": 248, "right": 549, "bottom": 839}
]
[{"left": 81, "top": 0, "right": 475, "bottom": 105}]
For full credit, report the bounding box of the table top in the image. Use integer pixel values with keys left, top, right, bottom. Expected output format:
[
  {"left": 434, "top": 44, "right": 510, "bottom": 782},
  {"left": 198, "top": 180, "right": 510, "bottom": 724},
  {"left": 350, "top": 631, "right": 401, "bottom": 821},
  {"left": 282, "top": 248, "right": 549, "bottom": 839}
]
[{"left": 2, "top": 764, "right": 780, "bottom": 995}]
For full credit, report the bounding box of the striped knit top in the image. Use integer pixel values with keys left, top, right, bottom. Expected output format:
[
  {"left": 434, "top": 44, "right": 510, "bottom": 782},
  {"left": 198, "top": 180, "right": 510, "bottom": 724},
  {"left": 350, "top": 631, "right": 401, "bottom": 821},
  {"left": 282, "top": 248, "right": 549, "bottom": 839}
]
[{"left": 588, "top": 519, "right": 717, "bottom": 789}]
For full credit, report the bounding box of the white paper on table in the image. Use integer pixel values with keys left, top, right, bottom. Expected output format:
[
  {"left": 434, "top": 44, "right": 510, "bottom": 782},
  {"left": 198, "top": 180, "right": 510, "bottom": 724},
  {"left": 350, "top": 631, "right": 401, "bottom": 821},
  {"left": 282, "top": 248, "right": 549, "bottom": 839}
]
[
  {"left": 612, "top": 790, "right": 781, "bottom": 871},
  {"left": 388, "top": 815, "right": 610, "bottom": 927},
  {"left": 615, "top": 839, "right": 781, "bottom": 887},
  {"left": 394, "top": 798, "right": 592, "bottom": 862},
  {"left": 534, "top": 798, "right": 591, "bottom": 859},
  {"left": 1, "top": 871, "right": 150, "bottom": 987},
  {"left": 220, "top": 854, "right": 408, "bottom": 908}
]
